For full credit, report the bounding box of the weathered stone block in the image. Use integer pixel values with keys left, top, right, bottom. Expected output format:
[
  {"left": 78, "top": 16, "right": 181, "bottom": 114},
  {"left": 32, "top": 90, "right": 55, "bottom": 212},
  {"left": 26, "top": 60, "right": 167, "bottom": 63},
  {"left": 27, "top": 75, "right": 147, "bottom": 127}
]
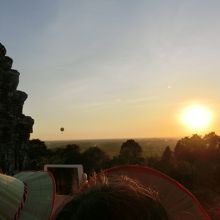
[
  {"left": 0, "top": 56, "right": 13, "bottom": 70},
  {"left": 0, "top": 42, "right": 34, "bottom": 174},
  {"left": 0, "top": 43, "right": 6, "bottom": 57}
]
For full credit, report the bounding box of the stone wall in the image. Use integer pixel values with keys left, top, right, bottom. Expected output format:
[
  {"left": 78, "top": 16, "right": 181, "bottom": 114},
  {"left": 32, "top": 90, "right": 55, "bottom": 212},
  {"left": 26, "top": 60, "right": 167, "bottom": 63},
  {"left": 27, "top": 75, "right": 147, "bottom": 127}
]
[{"left": 0, "top": 43, "right": 34, "bottom": 174}]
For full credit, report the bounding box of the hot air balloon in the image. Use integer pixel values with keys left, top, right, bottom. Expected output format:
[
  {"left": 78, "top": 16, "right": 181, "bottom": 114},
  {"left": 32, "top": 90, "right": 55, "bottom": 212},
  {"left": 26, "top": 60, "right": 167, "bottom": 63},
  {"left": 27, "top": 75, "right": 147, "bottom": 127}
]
[{"left": 60, "top": 127, "right": 64, "bottom": 132}]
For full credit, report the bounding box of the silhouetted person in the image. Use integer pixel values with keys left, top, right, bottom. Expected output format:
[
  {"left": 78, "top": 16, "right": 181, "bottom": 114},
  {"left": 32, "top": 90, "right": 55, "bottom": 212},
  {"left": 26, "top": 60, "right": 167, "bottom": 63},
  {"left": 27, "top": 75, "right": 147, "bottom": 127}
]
[{"left": 55, "top": 175, "right": 169, "bottom": 220}]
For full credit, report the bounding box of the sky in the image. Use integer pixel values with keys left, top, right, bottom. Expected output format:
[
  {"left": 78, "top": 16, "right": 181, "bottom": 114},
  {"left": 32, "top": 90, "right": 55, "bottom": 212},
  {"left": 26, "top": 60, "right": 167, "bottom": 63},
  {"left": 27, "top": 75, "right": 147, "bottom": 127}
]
[{"left": 1, "top": 0, "right": 220, "bottom": 140}]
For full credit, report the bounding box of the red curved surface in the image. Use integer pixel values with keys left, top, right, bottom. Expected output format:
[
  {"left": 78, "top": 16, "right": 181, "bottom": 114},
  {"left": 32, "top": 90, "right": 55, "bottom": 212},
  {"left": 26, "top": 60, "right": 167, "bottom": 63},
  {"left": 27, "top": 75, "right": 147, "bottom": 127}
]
[{"left": 104, "top": 165, "right": 211, "bottom": 220}]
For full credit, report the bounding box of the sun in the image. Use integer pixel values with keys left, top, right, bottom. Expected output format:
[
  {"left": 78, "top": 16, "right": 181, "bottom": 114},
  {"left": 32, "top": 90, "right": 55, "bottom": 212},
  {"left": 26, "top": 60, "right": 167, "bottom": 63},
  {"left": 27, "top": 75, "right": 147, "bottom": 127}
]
[{"left": 180, "top": 105, "right": 212, "bottom": 131}]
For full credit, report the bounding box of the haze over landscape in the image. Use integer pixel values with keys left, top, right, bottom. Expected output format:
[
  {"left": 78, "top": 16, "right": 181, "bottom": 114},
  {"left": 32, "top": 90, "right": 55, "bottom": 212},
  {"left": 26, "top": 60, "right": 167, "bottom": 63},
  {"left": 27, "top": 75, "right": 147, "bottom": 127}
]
[{"left": 1, "top": 1, "right": 220, "bottom": 140}]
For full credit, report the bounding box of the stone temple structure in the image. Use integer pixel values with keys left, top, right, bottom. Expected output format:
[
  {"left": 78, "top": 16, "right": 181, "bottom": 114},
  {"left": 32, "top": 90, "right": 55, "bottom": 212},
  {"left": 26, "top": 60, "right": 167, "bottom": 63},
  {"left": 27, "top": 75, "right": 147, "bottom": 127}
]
[{"left": 0, "top": 43, "right": 34, "bottom": 174}]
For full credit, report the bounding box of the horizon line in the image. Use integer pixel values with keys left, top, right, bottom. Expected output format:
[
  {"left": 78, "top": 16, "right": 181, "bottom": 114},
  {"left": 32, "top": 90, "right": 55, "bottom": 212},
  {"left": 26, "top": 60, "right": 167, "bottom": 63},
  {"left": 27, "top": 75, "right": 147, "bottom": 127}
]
[{"left": 41, "top": 136, "right": 181, "bottom": 142}]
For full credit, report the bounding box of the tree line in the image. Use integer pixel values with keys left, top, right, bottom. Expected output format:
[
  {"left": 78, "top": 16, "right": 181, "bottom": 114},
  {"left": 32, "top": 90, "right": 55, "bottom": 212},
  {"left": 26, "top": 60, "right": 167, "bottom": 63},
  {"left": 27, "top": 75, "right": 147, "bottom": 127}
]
[
  {"left": 26, "top": 133, "right": 220, "bottom": 190},
  {"left": 11, "top": 133, "right": 220, "bottom": 219}
]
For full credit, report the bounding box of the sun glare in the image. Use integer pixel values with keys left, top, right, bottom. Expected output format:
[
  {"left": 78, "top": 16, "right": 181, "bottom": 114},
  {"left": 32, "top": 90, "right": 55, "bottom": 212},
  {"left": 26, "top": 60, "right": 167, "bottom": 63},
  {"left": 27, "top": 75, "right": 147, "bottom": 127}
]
[{"left": 180, "top": 105, "right": 212, "bottom": 131}]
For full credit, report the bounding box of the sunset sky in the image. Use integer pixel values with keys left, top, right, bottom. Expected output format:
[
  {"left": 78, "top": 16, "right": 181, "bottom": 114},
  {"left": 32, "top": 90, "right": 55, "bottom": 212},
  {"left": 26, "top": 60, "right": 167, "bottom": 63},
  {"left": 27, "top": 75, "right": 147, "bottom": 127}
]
[{"left": 1, "top": 1, "right": 220, "bottom": 140}]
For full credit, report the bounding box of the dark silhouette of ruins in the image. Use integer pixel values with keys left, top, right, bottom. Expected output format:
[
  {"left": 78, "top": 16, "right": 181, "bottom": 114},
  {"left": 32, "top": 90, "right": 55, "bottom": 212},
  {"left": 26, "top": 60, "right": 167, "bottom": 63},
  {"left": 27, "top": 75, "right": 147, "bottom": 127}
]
[{"left": 0, "top": 43, "right": 34, "bottom": 174}]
